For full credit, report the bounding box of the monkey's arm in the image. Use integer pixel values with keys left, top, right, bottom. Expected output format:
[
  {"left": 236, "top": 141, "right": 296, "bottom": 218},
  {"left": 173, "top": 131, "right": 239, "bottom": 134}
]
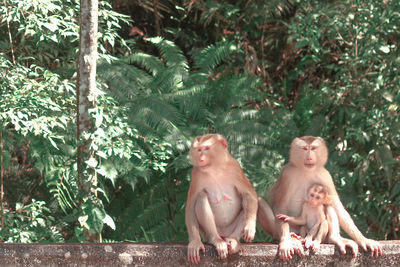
[
  {"left": 331, "top": 196, "right": 383, "bottom": 256},
  {"left": 276, "top": 203, "right": 307, "bottom": 226},
  {"left": 239, "top": 184, "right": 258, "bottom": 242},
  {"left": 276, "top": 213, "right": 307, "bottom": 225},
  {"left": 322, "top": 170, "right": 382, "bottom": 257},
  {"left": 185, "top": 195, "right": 206, "bottom": 264},
  {"left": 287, "top": 216, "right": 307, "bottom": 225},
  {"left": 185, "top": 199, "right": 201, "bottom": 242},
  {"left": 323, "top": 172, "right": 367, "bottom": 243},
  {"left": 330, "top": 197, "right": 366, "bottom": 241}
]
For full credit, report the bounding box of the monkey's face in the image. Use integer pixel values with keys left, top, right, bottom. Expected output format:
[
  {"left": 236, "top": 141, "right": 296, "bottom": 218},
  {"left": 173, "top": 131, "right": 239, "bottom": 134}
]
[
  {"left": 195, "top": 144, "right": 211, "bottom": 167},
  {"left": 290, "top": 137, "right": 328, "bottom": 169},
  {"left": 190, "top": 135, "right": 222, "bottom": 167},
  {"left": 307, "top": 185, "right": 327, "bottom": 207},
  {"left": 302, "top": 144, "right": 318, "bottom": 169},
  {"left": 308, "top": 191, "right": 325, "bottom": 207}
]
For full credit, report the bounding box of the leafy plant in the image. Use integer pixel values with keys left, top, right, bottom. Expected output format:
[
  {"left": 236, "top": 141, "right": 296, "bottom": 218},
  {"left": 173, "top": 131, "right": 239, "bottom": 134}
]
[
  {"left": 0, "top": 200, "right": 63, "bottom": 243},
  {"left": 98, "top": 36, "right": 284, "bottom": 241},
  {"left": 0, "top": 0, "right": 398, "bottom": 243},
  {"left": 0, "top": 0, "right": 133, "bottom": 240},
  {"left": 273, "top": 0, "right": 400, "bottom": 239}
]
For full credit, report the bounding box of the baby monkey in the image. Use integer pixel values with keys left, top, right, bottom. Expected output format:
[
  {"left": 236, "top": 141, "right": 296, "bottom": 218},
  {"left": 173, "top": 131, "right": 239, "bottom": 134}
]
[{"left": 276, "top": 183, "right": 330, "bottom": 253}]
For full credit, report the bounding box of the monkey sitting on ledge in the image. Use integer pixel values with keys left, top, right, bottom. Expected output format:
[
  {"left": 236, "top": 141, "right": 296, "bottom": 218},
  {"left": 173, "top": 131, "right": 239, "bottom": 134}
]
[
  {"left": 257, "top": 136, "right": 383, "bottom": 261},
  {"left": 276, "top": 183, "right": 331, "bottom": 253},
  {"left": 185, "top": 134, "right": 258, "bottom": 264}
]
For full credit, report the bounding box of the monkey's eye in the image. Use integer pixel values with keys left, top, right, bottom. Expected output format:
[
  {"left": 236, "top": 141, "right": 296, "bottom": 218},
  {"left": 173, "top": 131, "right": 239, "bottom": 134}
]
[
  {"left": 310, "top": 193, "right": 315, "bottom": 198},
  {"left": 316, "top": 196, "right": 320, "bottom": 200},
  {"left": 311, "top": 146, "right": 317, "bottom": 151},
  {"left": 302, "top": 147, "right": 307, "bottom": 150},
  {"left": 204, "top": 146, "right": 210, "bottom": 150}
]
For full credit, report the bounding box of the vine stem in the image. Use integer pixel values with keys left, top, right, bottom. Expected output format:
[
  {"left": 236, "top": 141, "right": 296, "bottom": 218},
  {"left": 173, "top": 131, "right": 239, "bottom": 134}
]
[
  {"left": 1, "top": 131, "right": 4, "bottom": 227},
  {"left": 4, "top": 0, "right": 16, "bottom": 64}
]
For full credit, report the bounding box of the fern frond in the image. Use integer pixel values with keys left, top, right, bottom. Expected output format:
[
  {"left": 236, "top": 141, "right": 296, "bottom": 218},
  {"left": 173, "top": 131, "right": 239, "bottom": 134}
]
[
  {"left": 123, "top": 53, "right": 165, "bottom": 76},
  {"left": 148, "top": 65, "right": 186, "bottom": 94},
  {"left": 128, "top": 96, "right": 184, "bottom": 133},
  {"left": 47, "top": 170, "right": 76, "bottom": 213},
  {"left": 147, "top": 37, "right": 188, "bottom": 70},
  {"left": 108, "top": 172, "right": 188, "bottom": 242},
  {"left": 145, "top": 219, "right": 172, "bottom": 241},
  {"left": 98, "top": 61, "right": 152, "bottom": 96},
  {"left": 194, "top": 41, "right": 237, "bottom": 73}
]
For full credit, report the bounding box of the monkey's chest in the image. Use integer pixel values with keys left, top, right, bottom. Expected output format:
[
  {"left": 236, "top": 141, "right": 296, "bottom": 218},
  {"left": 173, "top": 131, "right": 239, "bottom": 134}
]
[
  {"left": 306, "top": 213, "right": 320, "bottom": 229},
  {"left": 206, "top": 186, "right": 237, "bottom": 205},
  {"left": 287, "top": 187, "right": 307, "bottom": 216},
  {"left": 204, "top": 186, "right": 241, "bottom": 223}
]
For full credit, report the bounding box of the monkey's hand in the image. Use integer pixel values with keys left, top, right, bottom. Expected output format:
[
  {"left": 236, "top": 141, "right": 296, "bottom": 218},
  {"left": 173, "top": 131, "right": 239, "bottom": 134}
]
[
  {"left": 276, "top": 214, "right": 290, "bottom": 222},
  {"left": 187, "top": 239, "right": 205, "bottom": 264},
  {"left": 243, "top": 220, "right": 256, "bottom": 242},
  {"left": 360, "top": 238, "right": 383, "bottom": 257}
]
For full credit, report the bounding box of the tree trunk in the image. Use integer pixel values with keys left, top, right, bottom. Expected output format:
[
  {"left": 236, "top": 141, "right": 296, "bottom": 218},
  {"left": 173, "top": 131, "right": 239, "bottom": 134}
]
[
  {"left": 76, "top": 0, "right": 99, "bottom": 241},
  {"left": 0, "top": 131, "right": 4, "bottom": 227}
]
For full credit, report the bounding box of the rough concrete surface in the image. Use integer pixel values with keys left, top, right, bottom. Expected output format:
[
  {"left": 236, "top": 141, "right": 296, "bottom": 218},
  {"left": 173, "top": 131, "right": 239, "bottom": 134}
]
[{"left": 0, "top": 241, "right": 398, "bottom": 266}]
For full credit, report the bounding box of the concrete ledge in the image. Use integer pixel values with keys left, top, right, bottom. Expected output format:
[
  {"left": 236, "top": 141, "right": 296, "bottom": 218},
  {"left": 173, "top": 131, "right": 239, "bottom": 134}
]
[{"left": 0, "top": 241, "right": 398, "bottom": 266}]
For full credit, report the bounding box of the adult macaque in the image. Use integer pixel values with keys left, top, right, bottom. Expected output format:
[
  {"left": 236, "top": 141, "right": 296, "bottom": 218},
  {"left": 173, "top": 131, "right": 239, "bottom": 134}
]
[
  {"left": 185, "top": 134, "right": 258, "bottom": 264},
  {"left": 276, "top": 183, "right": 330, "bottom": 253},
  {"left": 257, "top": 136, "right": 383, "bottom": 261}
]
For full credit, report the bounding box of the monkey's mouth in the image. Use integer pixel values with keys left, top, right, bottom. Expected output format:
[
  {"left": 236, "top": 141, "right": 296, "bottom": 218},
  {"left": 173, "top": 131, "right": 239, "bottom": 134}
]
[
  {"left": 198, "top": 160, "right": 209, "bottom": 167},
  {"left": 304, "top": 163, "right": 315, "bottom": 168}
]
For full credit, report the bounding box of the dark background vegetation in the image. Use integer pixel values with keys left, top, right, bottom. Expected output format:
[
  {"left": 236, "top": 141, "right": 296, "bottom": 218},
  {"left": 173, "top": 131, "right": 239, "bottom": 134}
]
[{"left": 0, "top": 0, "right": 399, "bottom": 242}]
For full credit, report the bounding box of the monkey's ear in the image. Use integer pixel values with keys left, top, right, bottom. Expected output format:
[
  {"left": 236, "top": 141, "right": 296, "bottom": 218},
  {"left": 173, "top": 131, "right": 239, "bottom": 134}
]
[
  {"left": 324, "top": 195, "right": 332, "bottom": 205},
  {"left": 220, "top": 138, "right": 228, "bottom": 148},
  {"left": 191, "top": 137, "right": 200, "bottom": 148},
  {"left": 291, "top": 137, "right": 302, "bottom": 146}
]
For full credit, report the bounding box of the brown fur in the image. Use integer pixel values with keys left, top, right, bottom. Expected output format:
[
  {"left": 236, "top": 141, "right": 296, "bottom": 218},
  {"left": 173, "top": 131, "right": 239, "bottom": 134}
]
[
  {"left": 258, "top": 136, "right": 383, "bottom": 261},
  {"left": 186, "top": 134, "right": 258, "bottom": 264}
]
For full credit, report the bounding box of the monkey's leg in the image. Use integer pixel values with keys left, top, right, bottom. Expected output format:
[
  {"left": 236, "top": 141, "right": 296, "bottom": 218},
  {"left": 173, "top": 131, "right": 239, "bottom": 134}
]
[
  {"left": 304, "top": 231, "right": 314, "bottom": 249},
  {"left": 310, "top": 220, "right": 328, "bottom": 253},
  {"left": 195, "top": 191, "right": 228, "bottom": 259},
  {"left": 258, "top": 197, "right": 304, "bottom": 261},
  {"left": 257, "top": 197, "right": 278, "bottom": 238},
  {"left": 305, "top": 220, "right": 322, "bottom": 249},
  {"left": 326, "top": 206, "right": 358, "bottom": 257},
  {"left": 221, "top": 210, "right": 247, "bottom": 255},
  {"left": 300, "top": 225, "right": 307, "bottom": 238}
]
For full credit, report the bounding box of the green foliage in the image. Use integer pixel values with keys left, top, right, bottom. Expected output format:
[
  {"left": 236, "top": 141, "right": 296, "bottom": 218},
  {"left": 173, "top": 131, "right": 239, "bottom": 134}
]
[
  {"left": 0, "top": 0, "right": 136, "bottom": 241},
  {"left": 98, "top": 36, "right": 280, "bottom": 241},
  {"left": 279, "top": 0, "right": 400, "bottom": 239},
  {"left": 0, "top": 0, "right": 130, "bottom": 75},
  {"left": 0, "top": 0, "right": 399, "bottom": 244},
  {"left": 0, "top": 200, "right": 63, "bottom": 243},
  {"left": 110, "top": 0, "right": 399, "bottom": 242}
]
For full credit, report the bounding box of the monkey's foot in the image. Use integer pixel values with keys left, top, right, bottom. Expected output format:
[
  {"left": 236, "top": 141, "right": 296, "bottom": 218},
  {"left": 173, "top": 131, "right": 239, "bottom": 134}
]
[
  {"left": 225, "top": 237, "right": 240, "bottom": 254},
  {"left": 209, "top": 237, "right": 228, "bottom": 259},
  {"left": 304, "top": 237, "right": 313, "bottom": 249},
  {"left": 290, "top": 232, "right": 303, "bottom": 241},
  {"left": 279, "top": 236, "right": 305, "bottom": 261},
  {"left": 311, "top": 241, "right": 321, "bottom": 253}
]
